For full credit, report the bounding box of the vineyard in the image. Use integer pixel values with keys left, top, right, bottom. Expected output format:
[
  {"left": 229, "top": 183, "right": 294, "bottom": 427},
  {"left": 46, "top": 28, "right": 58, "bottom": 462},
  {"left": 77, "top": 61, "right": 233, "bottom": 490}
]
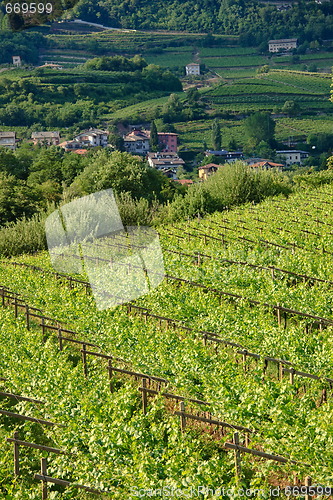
[
  {"left": 203, "top": 70, "right": 331, "bottom": 114},
  {"left": 2, "top": 184, "right": 333, "bottom": 497}
]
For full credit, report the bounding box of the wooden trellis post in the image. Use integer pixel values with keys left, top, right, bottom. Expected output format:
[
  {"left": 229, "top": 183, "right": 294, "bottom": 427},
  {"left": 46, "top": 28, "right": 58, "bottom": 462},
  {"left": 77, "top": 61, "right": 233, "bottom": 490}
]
[
  {"left": 277, "top": 304, "right": 281, "bottom": 327},
  {"left": 41, "top": 458, "right": 48, "bottom": 500},
  {"left": 263, "top": 359, "right": 268, "bottom": 378},
  {"left": 179, "top": 401, "right": 186, "bottom": 431},
  {"left": 142, "top": 378, "right": 148, "bottom": 415},
  {"left": 242, "top": 350, "right": 247, "bottom": 373},
  {"left": 82, "top": 344, "right": 88, "bottom": 378},
  {"left": 14, "top": 296, "right": 18, "bottom": 318},
  {"left": 13, "top": 431, "right": 19, "bottom": 476},
  {"left": 25, "top": 304, "right": 30, "bottom": 330},
  {"left": 58, "top": 328, "right": 63, "bottom": 351},
  {"left": 233, "top": 432, "right": 242, "bottom": 483},
  {"left": 108, "top": 359, "right": 113, "bottom": 394},
  {"left": 320, "top": 387, "right": 327, "bottom": 405}
]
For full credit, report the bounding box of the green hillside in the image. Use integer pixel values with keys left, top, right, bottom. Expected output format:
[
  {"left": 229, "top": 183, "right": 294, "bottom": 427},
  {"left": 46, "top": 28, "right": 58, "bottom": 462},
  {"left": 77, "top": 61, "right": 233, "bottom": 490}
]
[
  {"left": 1, "top": 184, "right": 333, "bottom": 496},
  {"left": 68, "top": 0, "right": 333, "bottom": 44}
]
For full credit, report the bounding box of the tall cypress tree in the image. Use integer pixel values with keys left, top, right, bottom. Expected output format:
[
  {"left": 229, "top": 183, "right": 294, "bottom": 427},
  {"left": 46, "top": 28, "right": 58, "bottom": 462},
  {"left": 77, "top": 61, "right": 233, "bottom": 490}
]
[
  {"left": 211, "top": 119, "right": 221, "bottom": 151},
  {"left": 149, "top": 120, "right": 159, "bottom": 152}
]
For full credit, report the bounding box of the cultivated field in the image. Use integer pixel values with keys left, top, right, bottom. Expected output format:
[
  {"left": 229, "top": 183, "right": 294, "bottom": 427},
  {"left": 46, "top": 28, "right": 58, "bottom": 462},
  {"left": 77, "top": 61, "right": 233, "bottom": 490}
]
[{"left": 1, "top": 186, "right": 333, "bottom": 496}]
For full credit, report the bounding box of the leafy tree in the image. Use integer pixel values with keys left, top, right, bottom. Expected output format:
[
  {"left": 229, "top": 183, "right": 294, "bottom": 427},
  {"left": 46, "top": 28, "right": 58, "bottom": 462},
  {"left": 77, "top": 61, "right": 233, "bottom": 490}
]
[
  {"left": 27, "top": 147, "right": 64, "bottom": 185},
  {"left": 108, "top": 133, "right": 124, "bottom": 152},
  {"left": 256, "top": 65, "right": 270, "bottom": 74},
  {"left": 228, "top": 138, "right": 238, "bottom": 151},
  {"left": 0, "top": 148, "right": 26, "bottom": 179},
  {"left": 308, "top": 63, "right": 318, "bottom": 72},
  {"left": 307, "top": 133, "right": 333, "bottom": 153},
  {"left": 0, "top": 172, "right": 40, "bottom": 225},
  {"left": 149, "top": 121, "right": 159, "bottom": 152},
  {"left": 186, "top": 87, "right": 200, "bottom": 106},
  {"left": 211, "top": 119, "right": 221, "bottom": 151},
  {"left": 69, "top": 150, "right": 178, "bottom": 203},
  {"left": 163, "top": 94, "right": 184, "bottom": 123},
  {"left": 244, "top": 112, "right": 276, "bottom": 147},
  {"left": 255, "top": 140, "right": 275, "bottom": 159},
  {"left": 83, "top": 55, "right": 148, "bottom": 72},
  {"left": 282, "top": 100, "right": 300, "bottom": 117}
]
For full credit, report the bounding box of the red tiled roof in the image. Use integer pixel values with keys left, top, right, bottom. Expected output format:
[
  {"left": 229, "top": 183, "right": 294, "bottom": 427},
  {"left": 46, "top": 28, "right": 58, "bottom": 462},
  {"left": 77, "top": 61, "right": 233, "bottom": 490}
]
[{"left": 71, "top": 149, "right": 88, "bottom": 155}]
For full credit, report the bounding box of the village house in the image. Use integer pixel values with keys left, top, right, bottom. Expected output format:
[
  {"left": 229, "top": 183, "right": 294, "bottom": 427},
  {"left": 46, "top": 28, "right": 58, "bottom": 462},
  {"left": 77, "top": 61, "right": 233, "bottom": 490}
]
[
  {"left": 268, "top": 38, "right": 298, "bottom": 52},
  {"left": 248, "top": 160, "right": 284, "bottom": 171},
  {"left": 198, "top": 163, "right": 220, "bottom": 181},
  {"left": 59, "top": 140, "right": 82, "bottom": 151},
  {"left": 123, "top": 129, "right": 178, "bottom": 155},
  {"left": 74, "top": 128, "right": 109, "bottom": 148},
  {"left": 276, "top": 149, "right": 309, "bottom": 166},
  {"left": 147, "top": 152, "right": 185, "bottom": 178},
  {"left": 185, "top": 63, "right": 200, "bottom": 76},
  {"left": 147, "top": 152, "right": 185, "bottom": 169},
  {"left": 31, "top": 131, "right": 60, "bottom": 146},
  {"left": 0, "top": 131, "right": 16, "bottom": 150},
  {"left": 123, "top": 129, "right": 150, "bottom": 155},
  {"left": 157, "top": 132, "right": 178, "bottom": 152},
  {"left": 205, "top": 150, "right": 244, "bottom": 162}
]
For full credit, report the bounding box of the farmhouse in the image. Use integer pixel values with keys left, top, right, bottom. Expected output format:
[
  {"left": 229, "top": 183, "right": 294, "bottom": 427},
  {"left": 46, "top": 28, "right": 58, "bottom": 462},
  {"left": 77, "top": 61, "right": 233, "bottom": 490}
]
[
  {"left": 74, "top": 128, "right": 109, "bottom": 148},
  {"left": 198, "top": 163, "right": 220, "bottom": 181},
  {"left": 276, "top": 150, "right": 309, "bottom": 166},
  {"left": 185, "top": 63, "right": 200, "bottom": 76},
  {"left": 157, "top": 132, "right": 178, "bottom": 152},
  {"left": 0, "top": 131, "right": 16, "bottom": 150},
  {"left": 147, "top": 152, "right": 185, "bottom": 170},
  {"left": 123, "top": 129, "right": 150, "bottom": 155},
  {"left": 31, "top": 131, "right": 60, "bottom": 146},
  {"left": 268, "top": 38, "right": 297, "bottom": 52},
  {"left": 59, "top": 140, "right": 82, "bottom": 150}
]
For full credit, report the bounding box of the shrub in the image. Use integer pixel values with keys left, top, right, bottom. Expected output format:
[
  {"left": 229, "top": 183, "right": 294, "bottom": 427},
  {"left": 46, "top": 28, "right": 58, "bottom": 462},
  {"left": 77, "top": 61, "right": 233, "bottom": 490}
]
[{"left": 0, "top": 211, "right": 47, "bottom": 257}]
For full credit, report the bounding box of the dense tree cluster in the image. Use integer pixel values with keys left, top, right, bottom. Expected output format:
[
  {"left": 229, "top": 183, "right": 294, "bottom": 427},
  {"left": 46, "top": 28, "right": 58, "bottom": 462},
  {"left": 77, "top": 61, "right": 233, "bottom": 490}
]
[
  {"left": 0, "top": 30, "right": 45, "bottom": 64},
  {"left": 0, "top": 146, "right": 182, "bottom": 227},
  {"left": 0, "top": 62, "right": 182, "bottom": 128},
  {"left": 71, "top": 0, "right": 333, "bottom": 44},
  {"left": 83, "top": 55, "right": 147, "bottom": 72}
]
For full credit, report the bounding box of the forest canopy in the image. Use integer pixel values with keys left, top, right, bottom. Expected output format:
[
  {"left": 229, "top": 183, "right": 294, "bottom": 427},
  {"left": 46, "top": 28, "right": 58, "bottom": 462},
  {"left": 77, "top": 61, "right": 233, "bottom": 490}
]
[{"left": 71, "top": 0, "right": 333, "bottom": 44}]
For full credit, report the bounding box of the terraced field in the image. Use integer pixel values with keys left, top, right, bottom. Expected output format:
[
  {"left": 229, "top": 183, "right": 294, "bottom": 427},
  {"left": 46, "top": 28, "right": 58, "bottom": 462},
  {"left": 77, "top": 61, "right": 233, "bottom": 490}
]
[
  {"left": 203, "top": 70, "right": 331, "bottom": 114},
  {"left": 2, "top": 186, "right": 333, "bottom": 497}
]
